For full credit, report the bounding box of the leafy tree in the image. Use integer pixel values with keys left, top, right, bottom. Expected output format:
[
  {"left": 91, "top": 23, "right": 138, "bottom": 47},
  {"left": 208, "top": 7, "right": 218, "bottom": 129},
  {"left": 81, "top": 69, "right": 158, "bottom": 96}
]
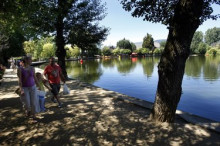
[
  {"left": 205, "top": 27, "right": 220, "bottom": 45},
  {"left": 23, "top": 37, "right": 56, "bottom": 60},
  {"left": 0, "top": 0, "right": 109, "bottom": 78},
  {"left": 134, "top": 49, "right": 141, "bottom": 55},
  {"left": 120, "top": 0, "right": 220, "bottom": 122},
  {"left": 102, "top": 46, "right": 112, "bottom": 56},
  {"left": 0, "top": 33, "right": 9, "bottom": 65},
  {"left": 197, "top": 42, "right": 207, "bottom": 54},
  {"left": 160, "top": 41, "right": 167, "bottom": 49},
  {"left": 131, "top": 42, "right": 137, "bottom": 50},
  {"left": 116, "top": 38, "right": 132, "bottom": 50},
  {"left": 142, "top": 33, "right": 154, "bottom": 50},
  {"left": 112, "top": 48, "right": 121, "bottom": 56},
  {"left": 34, "top": 37, "right": 55, "bottom": 60},
  {"left": 190, "top": 31, "right": 204, "bottom": 53},
  {"left": 0, "top": 0, "right": 38, "bottom": 64},
  {"left": 23, "top": 41, "right": 35, "bottom": 56},
  {"left": 41, "top": 43, "right": 56, "bottom": 59},
  {"left": 153, "top": 48, "right": 162, "bottom": 54},
  {"left": 120, "top": 49, "right": 131, "bottom": 55},
  {"left": 141, "top": 48, "right": 150, "bottom": 55}
]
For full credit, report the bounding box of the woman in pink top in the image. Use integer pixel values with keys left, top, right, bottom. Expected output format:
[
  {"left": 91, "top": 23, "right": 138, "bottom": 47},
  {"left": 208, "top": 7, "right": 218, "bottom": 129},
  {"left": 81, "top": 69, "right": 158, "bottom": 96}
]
[{"left": 17, "top": 56, "right": 40, "bottom": 122}]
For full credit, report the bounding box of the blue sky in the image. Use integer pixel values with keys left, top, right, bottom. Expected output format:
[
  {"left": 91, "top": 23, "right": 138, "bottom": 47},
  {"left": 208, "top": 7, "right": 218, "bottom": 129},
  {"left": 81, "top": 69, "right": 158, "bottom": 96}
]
[{"left": 100, "top": 0, "right": 220, "bottom": 46}]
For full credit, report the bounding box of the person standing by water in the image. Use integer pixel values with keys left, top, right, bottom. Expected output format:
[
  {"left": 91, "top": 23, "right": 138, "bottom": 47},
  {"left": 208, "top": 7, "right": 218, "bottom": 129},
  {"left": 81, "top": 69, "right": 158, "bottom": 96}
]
[
  {"left": 17, "top": 56, "right": 40, "bottom": 122},
  {"left": 44, "top": 57, "right": 65, "bottom": 108}
]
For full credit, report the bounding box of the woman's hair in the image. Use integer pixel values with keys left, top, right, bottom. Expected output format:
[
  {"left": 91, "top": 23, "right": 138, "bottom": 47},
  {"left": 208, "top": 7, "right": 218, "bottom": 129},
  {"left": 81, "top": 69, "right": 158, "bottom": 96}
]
[{"left": 20, "top": 59, "right": 25, "bottom": 63}]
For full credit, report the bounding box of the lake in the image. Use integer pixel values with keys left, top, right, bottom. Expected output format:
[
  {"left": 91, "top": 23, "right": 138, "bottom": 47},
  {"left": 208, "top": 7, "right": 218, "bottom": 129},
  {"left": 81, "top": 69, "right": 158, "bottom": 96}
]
[{"left": 46, "top": 55, "right": 220, "bottom": 122}]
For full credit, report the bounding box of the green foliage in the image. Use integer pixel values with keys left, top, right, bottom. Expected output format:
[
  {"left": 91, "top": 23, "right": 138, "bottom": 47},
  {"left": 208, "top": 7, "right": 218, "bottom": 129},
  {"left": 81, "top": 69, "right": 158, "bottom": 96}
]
[
  {"left": 160, "top": 41, "right": 166, "bottom": 49},
  {"left": 140, "top": 48, "right": 150, "bottom": 55},
  {"left": 41, "top": 43, "right": 56, "bottom": 59},
  {"left": 131, "top": 42, "right": 137, "bottom": 50},
  {"left": 190, "top": 31, "right": 203, "bottom": 53},
  {"left": 102, "top": 46, "right": 112, "bottom": 56},
  {"left": 112, "top": 48, "right": 121, "bottom": 56},
  {"left": 197, "top": 42, "right": 207, "bottom": 54},
  {"left": 142, "top": 33, "right": 154, "bottom": 50},
  {"left": 0, "top": 0, "right": 109, "bottom": 62},
  {"left": 134, "top": 49, "right": 141, "bottom": 55},
  {"left": 205, "top": 27, "right": 220, "bottom": 45},
  {"left": 120, "top": 49, "right": 131, "bottom": 55},
  {"left": 23, "top": 37, "right": 56, "bottom": 60},
  {"left": 23, "top": 41, "right": 35, "bottom": 56},
  {"left": 63, "top": 0, "right": 109, "bottom": 54},
  {"left": 153, "top": 48, "right": 162, "bottom": 54},
  {"left": 66, "top": 45, "right": 81, "bottom": 59},
  {"left": 206, "top": 48, "right": 217, "bottom": 56},
  {"left": 116, "top": 38, "right": 132, "bottom": 50},
  {"left": 120, "top": 0, "right": 220, "bottom": 25}
]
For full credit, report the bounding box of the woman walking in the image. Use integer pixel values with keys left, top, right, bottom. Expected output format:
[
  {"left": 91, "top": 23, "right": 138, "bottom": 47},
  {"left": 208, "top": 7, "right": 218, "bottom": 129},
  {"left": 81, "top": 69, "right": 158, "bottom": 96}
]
[{"left": 17, "top": 56, "right": 40, "bottom": 122}]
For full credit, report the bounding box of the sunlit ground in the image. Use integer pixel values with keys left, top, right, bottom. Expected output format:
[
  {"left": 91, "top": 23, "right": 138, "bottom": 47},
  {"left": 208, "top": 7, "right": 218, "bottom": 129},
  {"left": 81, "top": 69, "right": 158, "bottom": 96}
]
[{"left": 0, "top": 78, "right": 220, "bottom": 145}]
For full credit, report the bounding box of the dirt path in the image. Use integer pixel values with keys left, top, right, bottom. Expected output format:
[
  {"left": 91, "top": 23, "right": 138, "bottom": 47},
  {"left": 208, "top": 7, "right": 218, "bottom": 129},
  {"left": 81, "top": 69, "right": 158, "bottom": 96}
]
[{"left": 0, "top": 70, "right": 220, "bottom": 145}]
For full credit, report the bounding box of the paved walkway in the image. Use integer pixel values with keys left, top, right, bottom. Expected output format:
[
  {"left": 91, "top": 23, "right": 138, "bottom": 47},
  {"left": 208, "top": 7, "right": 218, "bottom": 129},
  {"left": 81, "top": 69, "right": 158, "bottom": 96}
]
[{"left": 0, "top": 69, "right": 220, "bottom": 145}]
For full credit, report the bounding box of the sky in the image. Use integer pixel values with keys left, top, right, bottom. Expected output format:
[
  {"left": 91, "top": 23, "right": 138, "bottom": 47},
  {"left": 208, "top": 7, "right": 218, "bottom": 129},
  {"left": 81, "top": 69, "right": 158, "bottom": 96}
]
[{"left": 99, "top": 0, "right": 220, "bottom": 46}]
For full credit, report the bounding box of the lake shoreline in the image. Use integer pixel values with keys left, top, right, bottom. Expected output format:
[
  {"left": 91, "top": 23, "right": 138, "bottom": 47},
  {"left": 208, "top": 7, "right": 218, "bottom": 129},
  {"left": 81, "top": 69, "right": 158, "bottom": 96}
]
[{"left": 0, "top": 68, "right": 219, "bottom": 145}]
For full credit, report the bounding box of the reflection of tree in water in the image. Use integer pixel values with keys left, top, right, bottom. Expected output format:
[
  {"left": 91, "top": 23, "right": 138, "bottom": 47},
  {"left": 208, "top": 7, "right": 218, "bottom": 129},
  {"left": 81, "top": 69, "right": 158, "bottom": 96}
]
[
  {"left": 66, "top": 60, "right": 102, "bottom": 83},
  {"left": 141, "top": 57, "right": 160, "bottom": 78},
  {"left": 185, "top": 56, "right": 205, "bottom": 78},
  {"left": 203, "top": 56, "right": 220, "bottom": 81},
  {"left": 101, "top": 58, "right": 116, "bottom": 68},
  {"left": 115, "top": 58, "right": 137, "bottom": 74}
]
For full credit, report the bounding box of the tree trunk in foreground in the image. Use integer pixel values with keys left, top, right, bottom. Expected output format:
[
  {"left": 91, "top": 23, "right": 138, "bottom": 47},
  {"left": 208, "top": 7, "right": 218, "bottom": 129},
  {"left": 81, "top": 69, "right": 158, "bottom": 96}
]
[
  {"left": 55, "top": 0, "right": 68, "bottom": 79},
  {"left": 150, "top": 0, "right": 204, "bottom": 122}
]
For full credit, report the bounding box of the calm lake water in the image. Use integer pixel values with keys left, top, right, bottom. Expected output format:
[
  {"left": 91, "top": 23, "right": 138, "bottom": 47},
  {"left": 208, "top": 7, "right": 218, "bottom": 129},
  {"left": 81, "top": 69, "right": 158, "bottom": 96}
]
[{"left": 45, "top": 55, "right": 220, "bottom": 121}]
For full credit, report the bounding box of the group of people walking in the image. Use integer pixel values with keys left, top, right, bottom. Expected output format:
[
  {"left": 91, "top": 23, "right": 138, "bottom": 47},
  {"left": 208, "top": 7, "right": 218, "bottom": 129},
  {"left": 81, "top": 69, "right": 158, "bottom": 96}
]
[{"left": 17, "top": 56, "right": 65, "bottom": 123}]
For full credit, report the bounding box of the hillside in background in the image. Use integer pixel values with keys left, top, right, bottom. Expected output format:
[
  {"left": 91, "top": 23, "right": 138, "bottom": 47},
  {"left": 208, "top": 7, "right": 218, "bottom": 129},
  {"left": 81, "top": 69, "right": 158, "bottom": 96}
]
[{"left": 135, "top": 39, "right": 166, "bottom": 49}]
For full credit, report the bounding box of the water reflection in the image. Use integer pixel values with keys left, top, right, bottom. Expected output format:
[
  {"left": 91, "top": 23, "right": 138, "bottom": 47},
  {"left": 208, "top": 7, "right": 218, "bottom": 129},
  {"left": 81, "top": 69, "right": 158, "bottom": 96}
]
[
  {"left": 185, "top": 55, "right": 220, "bottom": 81},
  {"left": 141, "top": 57, "right": 160, "bottom": 78},
  {"left": 64, "top": 56, "right": 220, "bottom": 121},
  {"left": 67, "top": 56, "right": 220, "bottom": 83},
  {"left": 66, "top": 60, "right": 103, "bottom": 83}
]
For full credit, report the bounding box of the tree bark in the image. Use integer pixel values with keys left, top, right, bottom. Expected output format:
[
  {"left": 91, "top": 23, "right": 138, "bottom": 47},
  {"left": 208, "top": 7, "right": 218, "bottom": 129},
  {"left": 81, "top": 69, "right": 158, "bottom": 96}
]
[
  {"left": 150, "top": 0, "right": 204, "bottom": 122},
  {"left": 55, "top": 0, "right": 68, "bottom": 79}
]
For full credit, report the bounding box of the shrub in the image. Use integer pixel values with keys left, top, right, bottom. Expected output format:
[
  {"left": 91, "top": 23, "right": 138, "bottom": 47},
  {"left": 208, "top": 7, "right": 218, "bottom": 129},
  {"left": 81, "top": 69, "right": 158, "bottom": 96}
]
[
  {"left": 112, "top": 48, "right": 120, "bottom": 56},
  {"left": 102, "top": 46, "right": 112, "bottom": 56},
  {"left": 153, "top": 48, "right": 162, "bottom": 54},
  {"left": 140, "top": 48, "right": 150, "bottom": 55},
  {"left": 120, "top": 49, "right": 131, "bottom": 55},
  {"left": 205, "top": 48, "right": 217, "bottom": 56}
]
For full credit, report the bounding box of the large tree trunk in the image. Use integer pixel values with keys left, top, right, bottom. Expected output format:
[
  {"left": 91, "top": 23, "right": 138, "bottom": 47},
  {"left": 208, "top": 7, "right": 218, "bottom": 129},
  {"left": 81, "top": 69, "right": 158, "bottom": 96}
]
[
  {"left": 55, "top": 0, "right": 68, "bottom": 79},
  {"left": 150, "top": 0, "right": 204, "bottom": 122}
]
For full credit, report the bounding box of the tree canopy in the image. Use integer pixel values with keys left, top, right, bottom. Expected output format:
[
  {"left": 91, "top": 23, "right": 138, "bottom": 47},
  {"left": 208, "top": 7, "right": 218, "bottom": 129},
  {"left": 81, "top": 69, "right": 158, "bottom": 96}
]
[
  {"left": 142, "top": 33, "right": 154, "bottom": 50},
  {"left": 120, "top": 0, "right": 220, "bottom": 26},
  {"left": 190, "top": 31, "right": 204, "bottom": 53},
  {"left": 0, "top": 0, "right": 109, "bottom": 76},
  {"left": 205, "top": 27, "right": 220, "bottom": 45},
  {"left": 116, "top": 38, "right": 133, "bottom": 50}
]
